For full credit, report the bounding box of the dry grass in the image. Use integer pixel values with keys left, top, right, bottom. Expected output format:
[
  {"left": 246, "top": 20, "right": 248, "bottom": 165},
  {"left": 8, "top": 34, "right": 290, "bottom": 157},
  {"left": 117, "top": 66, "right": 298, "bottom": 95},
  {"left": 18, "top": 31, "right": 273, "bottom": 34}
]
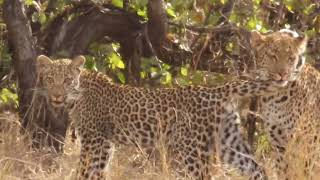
[
  {"left": 284, "top": 117, "right": 320, "bottom": 180},
  {"left": 0, "top": 112, "right": 319, "bottom": 180}
]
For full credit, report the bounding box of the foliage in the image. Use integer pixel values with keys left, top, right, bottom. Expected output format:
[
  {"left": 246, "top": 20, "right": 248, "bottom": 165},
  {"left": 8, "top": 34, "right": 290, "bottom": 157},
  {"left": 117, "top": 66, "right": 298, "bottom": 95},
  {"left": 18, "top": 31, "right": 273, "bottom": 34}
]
[
  {"left": 0, "top": 1, "right": 320, "bottom": 177},
  {"left": 9, "top": 0, "right": 318, "bottom": 87},
  {"left": 1, "top": 0, "right": 320, "bottom": 108},
  {"left": 0, "top": 86, "right": 18, "bottom": 109}
]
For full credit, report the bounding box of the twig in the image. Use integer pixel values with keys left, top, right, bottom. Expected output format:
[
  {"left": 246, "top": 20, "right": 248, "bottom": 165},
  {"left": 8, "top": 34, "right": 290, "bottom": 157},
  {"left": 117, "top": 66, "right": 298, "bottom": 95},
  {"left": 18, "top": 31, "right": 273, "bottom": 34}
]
[
  {"left": 190, "top": 5, "right": 215, "bottom": 49},
  {"left": 169, "top": 22, "right": 237, "bottom": 33},
  {"left": 143, "top": 24, "right": 163, "bottom": 70},
  {"left": 0, "top": 157, "right": 40, "bottom": 168},
  {"left": 192, "top": 33, "right": 212, "bottom": 70}
]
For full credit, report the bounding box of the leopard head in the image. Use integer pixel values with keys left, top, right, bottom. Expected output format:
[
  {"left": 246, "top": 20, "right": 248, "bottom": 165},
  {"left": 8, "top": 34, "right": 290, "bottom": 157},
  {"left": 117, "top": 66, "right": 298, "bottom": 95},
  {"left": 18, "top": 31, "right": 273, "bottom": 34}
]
[
  {"left": 36, "top": 55, "right": 86, "bottom": 108},
  {"left": 250, "top": 29, "right": 308, "bottom": 81}
]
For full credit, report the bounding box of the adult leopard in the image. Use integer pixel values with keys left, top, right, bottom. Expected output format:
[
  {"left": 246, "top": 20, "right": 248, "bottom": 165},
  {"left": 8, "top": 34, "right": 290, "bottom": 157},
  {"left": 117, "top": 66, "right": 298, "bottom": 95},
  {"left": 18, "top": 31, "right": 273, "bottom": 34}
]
[
  {"left": 35, "top": 55, "right": 290, "bottom": 180},
  {"left": 249, "top": 29, "right": 318, "bottom": 180}
]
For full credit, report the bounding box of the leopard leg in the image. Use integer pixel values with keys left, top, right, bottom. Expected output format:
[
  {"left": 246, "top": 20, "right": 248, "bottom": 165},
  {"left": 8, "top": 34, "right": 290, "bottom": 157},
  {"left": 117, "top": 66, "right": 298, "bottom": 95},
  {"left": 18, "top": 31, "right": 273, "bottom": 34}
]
[
  {"left": 171, "top": 139, "right": 211, "bottom": 180},
  {"left": 77, "top": 133, "right": 113, "bottom": 180},
  {"left": 265, "top": 121, "right": 290, "bottom": 180},
  {"left": 169, "top": 114, "right": 213, "bottom": 180},
  {"left": 219, "top": 110, "right": 267, "bottom": 180}
]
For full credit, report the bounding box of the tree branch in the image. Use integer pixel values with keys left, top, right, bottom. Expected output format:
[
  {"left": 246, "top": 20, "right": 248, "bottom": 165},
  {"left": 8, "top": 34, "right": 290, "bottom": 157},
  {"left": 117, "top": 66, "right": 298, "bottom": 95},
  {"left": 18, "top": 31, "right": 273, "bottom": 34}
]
[
  {"left": 38, "top": 2, "right": 247, "bottom": 75},
  {"left": 147, "top": 0, "right": 168, "bottom": 54}
]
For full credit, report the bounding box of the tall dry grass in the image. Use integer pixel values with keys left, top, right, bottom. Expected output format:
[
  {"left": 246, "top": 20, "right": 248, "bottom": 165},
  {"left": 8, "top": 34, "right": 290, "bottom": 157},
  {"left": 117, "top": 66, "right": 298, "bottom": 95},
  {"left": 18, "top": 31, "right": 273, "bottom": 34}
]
[
  {"left": 284, "top": 116, "right": 320, "bottom": 180},
  {"left": 0, "top": 111, "right": 319, "bottom": 180}
]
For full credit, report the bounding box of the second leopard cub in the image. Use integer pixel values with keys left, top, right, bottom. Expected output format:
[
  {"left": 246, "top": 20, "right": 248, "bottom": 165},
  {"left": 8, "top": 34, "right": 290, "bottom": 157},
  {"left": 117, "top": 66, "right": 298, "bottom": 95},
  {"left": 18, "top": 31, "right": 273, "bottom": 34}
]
[
  {"left": 36, "top": 55, "right": 288, "bottom": 180},
  {"left": 249, "top": 29, "right": 319, "bottom": 180}
]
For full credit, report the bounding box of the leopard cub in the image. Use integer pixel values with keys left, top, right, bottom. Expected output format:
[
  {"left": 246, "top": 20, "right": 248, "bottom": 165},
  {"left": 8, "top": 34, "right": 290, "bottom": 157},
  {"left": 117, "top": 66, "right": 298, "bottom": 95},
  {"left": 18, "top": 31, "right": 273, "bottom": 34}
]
[{"left": 36, "top": 55, "right": 287, "bottom": 180}]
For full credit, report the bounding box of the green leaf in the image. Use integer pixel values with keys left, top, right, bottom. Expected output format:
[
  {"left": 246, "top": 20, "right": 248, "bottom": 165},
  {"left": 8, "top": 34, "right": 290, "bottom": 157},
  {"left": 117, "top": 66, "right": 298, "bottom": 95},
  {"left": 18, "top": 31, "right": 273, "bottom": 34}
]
[
  {"left": 161, "top": 72, "right": 172, "bottom": 84},
  {"left": 24, "top": 0, "right": 34, "bottom": 6},
  {"left": 137, "top": 8, "right": 147, "bottom": 19},
  {"left": 31, "top": 12, "right": 38, "bottom": 23},
  {"left": 116, "top": 71, "right": 126, "bottom": 84},
  {"left": 39, "top": 12, "right": 47, "bottom": 24},
  {"left": 176, "top": 77, "right": 190, "bottom": 86},
  {"left": 140, "top": 71, "right": 146, "bottom": 79},
  {"left": 191, "top": 71, "right": 204, "bottom": 85},
  {"left": 112, "top": 43, "right": 120, "bottom": 51},
  {"left": 303, "top": 3, "right": 316, "bottom": 15},
  {"left": 85, "top": 56, "right": 97, "bottom": 71},
  {"left": 150, "top": 67, "right": 158, "bottom": 73},
  {"left": 166, "top": 6, "right": 176, "bottom": 18},
  {"left": 30, "top": 11, "right": 47, "bottom": 24},
  {"left": 226, "top": 42, "right": 234, "bottom": 52},
  {"left": 247, "top": 18, "right": 256, "bottom": 30},
  {"left": 180, "top": 67, "right": 188, "bottom": 76},
  {"left": 109, "top": 53, "right": 125, "bottom": 69},
  {"left": 306, "top": 29, "right": 316, "bottom": 37},
  {"left": 112, "top": 0, "right": 123, "bottom": 8},
  {"left": 0, "top": 88, "right": 18, "bottom": 104},
  {"left": 165, "top": 73, "right": 172, "bottom": 83}
]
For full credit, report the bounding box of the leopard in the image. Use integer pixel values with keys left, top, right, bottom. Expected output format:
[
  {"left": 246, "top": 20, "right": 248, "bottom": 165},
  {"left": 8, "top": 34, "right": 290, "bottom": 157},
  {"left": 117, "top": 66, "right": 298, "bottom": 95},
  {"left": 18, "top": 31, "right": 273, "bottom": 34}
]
[
  {"left": 35, "top": 55, "right": 289, "bottom": 180},
  {"left": 247, "top": 29, "right": 319, "bottom": 180}
]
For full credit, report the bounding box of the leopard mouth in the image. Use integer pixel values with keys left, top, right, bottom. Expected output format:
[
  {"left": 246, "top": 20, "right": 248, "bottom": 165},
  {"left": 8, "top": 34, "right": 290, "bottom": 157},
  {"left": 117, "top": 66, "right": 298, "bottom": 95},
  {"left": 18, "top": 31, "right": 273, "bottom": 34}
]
[{"left": 51, "top": 100, "right": 65, "bottom": 108}]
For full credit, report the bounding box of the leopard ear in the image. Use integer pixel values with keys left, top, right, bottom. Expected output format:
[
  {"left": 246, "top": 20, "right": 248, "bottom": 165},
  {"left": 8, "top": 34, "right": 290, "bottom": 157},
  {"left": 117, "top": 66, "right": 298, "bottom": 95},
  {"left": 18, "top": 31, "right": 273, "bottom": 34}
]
[
  {"left": 71, "top": 55, "right": 86, "bottom": 69},
  {"left": 295, "top": 35, "right": 308, "bottom": 53},
  {"left": 250, "top": 31, "right": 265, "bottom": 47},
  {"left": 36, "top": 55, "right": 52, "bottom": 70}
]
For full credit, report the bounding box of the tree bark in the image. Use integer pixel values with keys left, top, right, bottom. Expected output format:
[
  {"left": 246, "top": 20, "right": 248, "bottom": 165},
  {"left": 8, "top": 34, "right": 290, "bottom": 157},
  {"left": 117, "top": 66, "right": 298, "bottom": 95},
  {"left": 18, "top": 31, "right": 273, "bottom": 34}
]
[
  {"left": 3, "top": 0, "right": 37, "bottom": 128},
  {"left": 147, "top": 0, "right": 168, "bottom": 54},
  {"left": 3, "top": 0, "right": 68, "bottom": 152},
  {"left": 39, "top": 2, "right": 241, "bottom": 75}
]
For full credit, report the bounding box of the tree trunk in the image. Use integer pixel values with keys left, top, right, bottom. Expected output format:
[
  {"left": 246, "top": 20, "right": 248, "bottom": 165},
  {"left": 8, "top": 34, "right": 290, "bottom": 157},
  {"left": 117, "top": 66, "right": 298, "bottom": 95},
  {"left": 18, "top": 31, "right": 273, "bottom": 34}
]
[
  {"left": 3, "top": 0, "right": 68, "bottom": 152},
  {"left": 3, "top": 0, "right": 37, "bottom": 129}
]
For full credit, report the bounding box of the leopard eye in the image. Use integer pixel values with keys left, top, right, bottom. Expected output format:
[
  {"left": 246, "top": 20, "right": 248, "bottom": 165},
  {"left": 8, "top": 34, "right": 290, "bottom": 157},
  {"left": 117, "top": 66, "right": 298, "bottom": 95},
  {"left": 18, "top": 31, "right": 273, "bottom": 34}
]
[
  {"left": 289, "top": 56, "right": 296, "bottom": 63},
  {"left": 271, "top": 55, "right": 278, "bottom": 62},
  {"left": 45, "top": 77, "right": 54, "bottom": 84},
  {"left": 64, "top": 78, "right": 73, "bottom": 85}
]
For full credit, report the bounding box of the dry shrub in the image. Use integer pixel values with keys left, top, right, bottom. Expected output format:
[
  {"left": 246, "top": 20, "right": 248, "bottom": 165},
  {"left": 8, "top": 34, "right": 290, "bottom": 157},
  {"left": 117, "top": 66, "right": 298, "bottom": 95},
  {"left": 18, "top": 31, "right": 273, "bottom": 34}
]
[
  {"left": 6, "top": 109, "right": 320, "bottom": 180},
  {"left": 0, "top": 111, "right": 256, "bottom": 180},
  {"left": 0, "top": 112, "right": 77, "bottom": 180}
]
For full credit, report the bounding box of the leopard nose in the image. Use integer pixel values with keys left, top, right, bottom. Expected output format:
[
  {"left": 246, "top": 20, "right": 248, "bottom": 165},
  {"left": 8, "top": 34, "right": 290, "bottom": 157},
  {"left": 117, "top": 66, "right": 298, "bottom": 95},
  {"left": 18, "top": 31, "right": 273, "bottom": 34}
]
[
  {"left": 51, "top": 95, "right": 64, "bottom": 103},
  {"left": 278, "top": 70, "right": 289, "bottom": 80}
]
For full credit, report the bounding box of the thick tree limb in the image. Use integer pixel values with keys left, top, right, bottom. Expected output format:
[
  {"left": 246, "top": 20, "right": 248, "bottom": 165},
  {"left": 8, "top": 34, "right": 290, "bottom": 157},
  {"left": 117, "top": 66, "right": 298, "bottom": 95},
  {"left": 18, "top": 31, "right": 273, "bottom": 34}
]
[
  {"left": 147, "top": 0, "right": 168, "bottom": 54},
  {"left": 39, "top": 2, "right": 243, "bottom": 75},
  {"left": 3, "top": 0, "right": 37, "bottom": 127},
  {"left": 41, "top": 4, "right": 144, "bottom": 57},
  {"left": 41, "top": 1, "right": 168, "bottom": 84}
]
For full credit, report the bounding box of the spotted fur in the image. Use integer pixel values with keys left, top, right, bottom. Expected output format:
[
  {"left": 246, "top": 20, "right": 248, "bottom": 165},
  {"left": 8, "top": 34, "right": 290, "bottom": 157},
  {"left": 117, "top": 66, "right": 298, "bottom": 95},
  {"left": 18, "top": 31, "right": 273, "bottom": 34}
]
[
  {"left": 36, "top": 55, "right": 288, "bottom": 180},
  {"left": 250, "top": 30, "right": 318, "bottom": 180}
]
